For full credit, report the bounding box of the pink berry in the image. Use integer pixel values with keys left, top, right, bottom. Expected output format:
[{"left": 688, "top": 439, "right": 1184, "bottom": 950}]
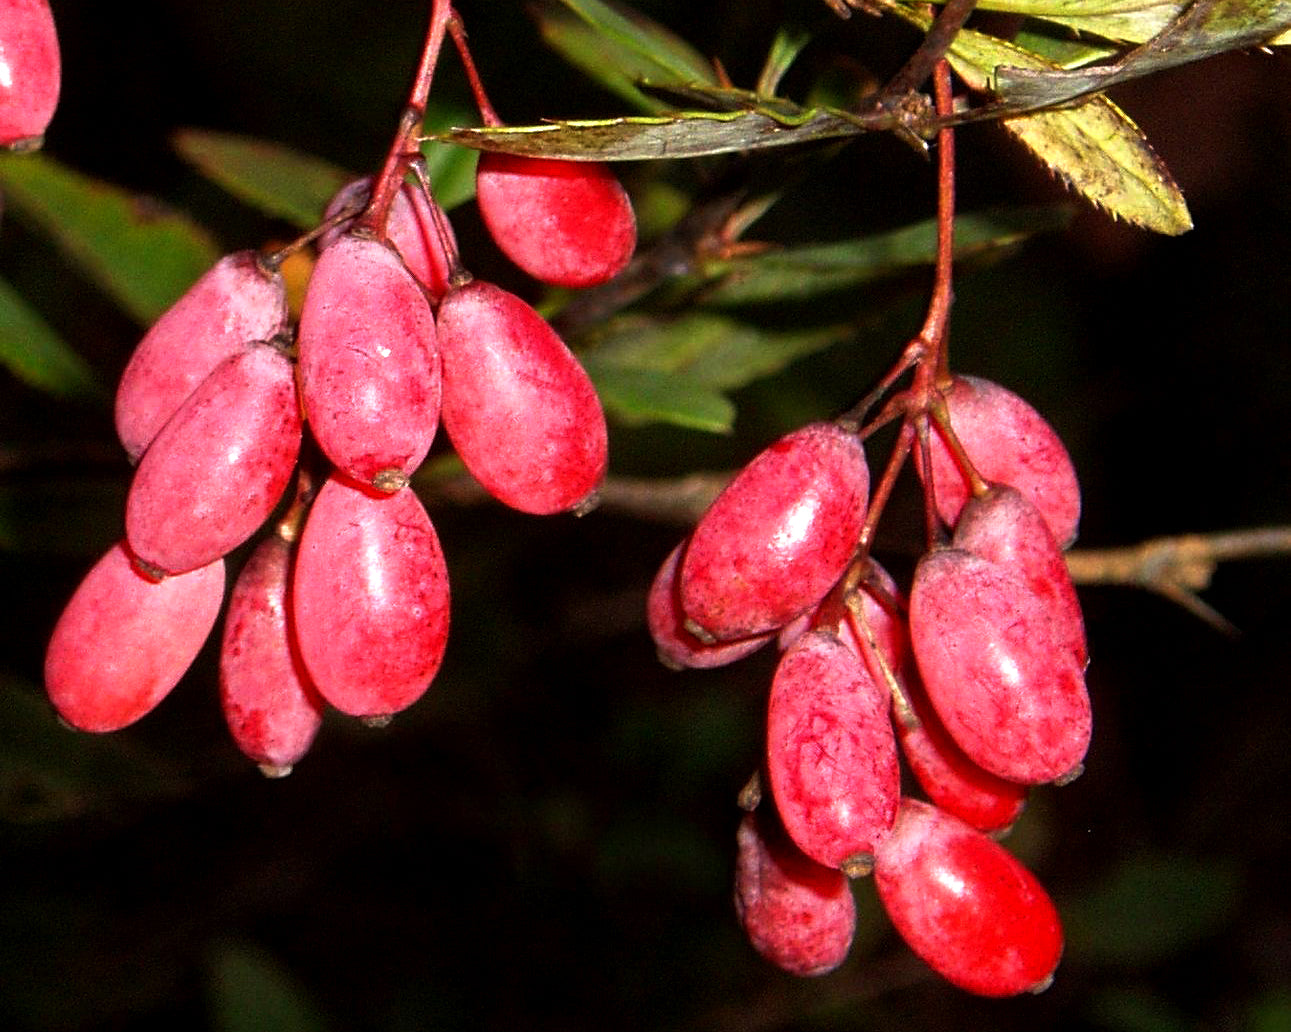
[
  {"left": 475, "top": 153, "right": 635, "bottom": 288},
  {"left": 647, "top": 539, "right": 773, "bottom": 669},
  {"left": 909, "top": 547, "right": 1091, "bottom": 784},
  {"left": 125, "top": 341, "right": 302, "bottom": 576},
  {"left": 734, "top": 810, "right": 856, "bottom": 977},
  {"left": 44, "top": 542, "right": 225, "bottom": 733},
  {"left": 874, "top": 799, "right": 1063, "bottom": 996},
  {"left": 292, "top": 475, "right": 450, "bottom": 720},
  {"left": 919, "top": 375, "right": 1081, "bottom": 547},
  {"left": 320, "top": 177, "right": 458, "bottom": 302},
  {"left": 0, "top": 0, "right": 60, "bottom": 149},
  {"left": 895, "top": 670, "right": 1028, "bottom": 833},
  {"left": 680, "top": 422, "right": 868, "bottom": 642},
  {"left": 220, "top": 535, "right": 325, "bottom": 776},
  {"left": 435, "top": 279, "right": 607, "bottom": 515},
  {"left": 297, "top": 233, "right": 442, "bottom": 490},
  {"left": 766, "top": 629, "right": 899, "bottom": 874},
  {"left": 115, "top": 251, "right": 288, "bottom": 463},
  {"left": 952, "top": 483, "right": 1087, "bottom": 668}
]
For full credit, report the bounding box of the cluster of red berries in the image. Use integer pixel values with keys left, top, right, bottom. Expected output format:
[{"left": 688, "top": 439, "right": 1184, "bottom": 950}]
[
  {"left": 43, "top": 148, "right": 637, "bottom": 774},
  {"left": 648, "top": 376, "right": 1089, "bottom": 995},
  {"left": 0, "top": 0, "right": 60, "bottom": 151}
]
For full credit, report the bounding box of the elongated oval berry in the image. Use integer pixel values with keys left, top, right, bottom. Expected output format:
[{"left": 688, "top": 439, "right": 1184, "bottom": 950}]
[
  {"left": 44, "top": 542, "right": 225, "bottom": 733},
  {"left": 115, "top": 251, "right": 288, "bottom": 463},
  {"left": 475, "top": 153, "right": 635, "bottom": 288},
  {"left": 648, "top": 539, "right": 772, "bottom": 670},
  {"left": 292, "top": 476, "right": 450, "bottom": 719},
  {"left": 735, "top": 810, "right": 856, "bottom": 976},
  {"left": 874, "top": 799, "right": 1063, "bottom": 996},
  {"left": 297, "top": 233, "right": 441, "bottom": 489},
  {"left": 918, "top": 375, "right": 1081, "bottom": 547},
  {"left": 953, "top": 484, "right": 1086, "bottom": 668},
  {"left": 0, "top": 0, "right": 60, "bottom": 149},
  {"left": 909, "top": 548, "right": 1091, "bottom": 784},
  {"left": 220, "top": 535, "right": 325, "bottom": 776},
  {"left": 435, "top": 279, "right": 607, "bottom": 515},
  {"left": 767, "top": 629, "right": 899, "bottom": 874},
  {"left": 680, "top": 422, "right": 868, "bottom": 642},
  {"left": 125, "top": 341, "right": 302, "bottom": 576},
  {"left": 895, "top": 668, "right": 1028, "bottom": 833},
  {"left": 320, "top": 178, "right": 458, "bottom": 302}
]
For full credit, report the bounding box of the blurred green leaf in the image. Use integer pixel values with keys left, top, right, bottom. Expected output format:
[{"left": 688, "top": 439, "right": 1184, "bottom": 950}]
[
  {"left": 584, "top": 359, "right": 735, "bottom": 432},
  {"left": 531, "top": 0, "right": 718, "bottom": 112},
  {"left": 1064, "top": 851, "right": 1244, "bottom": 965},
  {"left": 173, "top": 129, "right": 352, "bottom": 230},
  {"left": 0, "top": 276, "right": 103, "bottom": 398},
  {"left": 207, "top": 941, "right": 329, "bottom": 1032},
  {"left": 758, "top": 21, "right": 815, "bottom": 96},
  {"left": 0, "top": 152, "right": 220, "bottom": 324},
  {"left": 698, "top": 204, "right": 1074, "bottom": 306}
]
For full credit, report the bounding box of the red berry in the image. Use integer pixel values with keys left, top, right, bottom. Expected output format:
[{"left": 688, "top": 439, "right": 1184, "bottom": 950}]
[
  {"left": 220, "top": 535, "right": 325, "bottom": 776},
  {"left": 0, "top": 0, "right": 60, "bottom": 149},
  {"left": 647, "top": 539, "right": 773, "bottom": 669},
  {"left": 734, "top": 810, "right": 856, "bottom": 977},
  {"left": 125, "top": 341, "right": 302, "bottom": 576},
  {"left": 766, "top": 629, "right": 899, "bottom": 874},
  {"left": 475, "top": 153, "right": 635, "bottom": 288},
  {"left": 909, "top": 547, "right": 1091, "bottom": 784},
  {"left": 895, "top": 668, "right": 1028, "bottom": 833},
  {"left": 919, "top": 375, "right": 1081, "bottom": 547},
  {"left": 297, "top": 233, "right": 442, "bottom": 490},
  {"left": 44, "top": 542, "right": 225, "bottom": 733},
  {"left": 874, "top": 799, "right": 1063, "bottom": 996},
  {"left": 435, "top": 279, "right": 607, "bottom": 515},
  {"left": 680, "top": 422, "right": 868, "bottom": 642},
  {"left": 291, "top": 476, "right": 450, "bottom": 720},
  {"left": 952, "top": 483, "right": 1087, "bottom": 668},
  {"left": 115, "top": 251, "right": 288, "bottom": 463},
  {"left": 320, "top": 177, "right": 458, "bottom": 302}
]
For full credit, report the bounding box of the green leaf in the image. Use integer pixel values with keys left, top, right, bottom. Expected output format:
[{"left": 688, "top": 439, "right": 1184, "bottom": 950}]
[
  {"left": 207, "top": 941, "right": 329, "bottom": 1032},
  {"left": 0, "top": 276, "right": 102, "bottom": 398},
  {"left": 437, "top": 105, "right": 875, "bottom": 161},
  {"left": 591, "top": 311, "right": 852, "bottom": 393},
  {"left": 936, "top": 0, "right": 1186, "bottom": 44},
  {"left": 1063, "top": 852, "right": 1243, "bottom": 965},
  {"left": 0, "top": 152, "right": 220, "bottom": 324},
  {"left": 1011, "top": 28, "right": 1120, "bottom": 68},
  {"left": 531, "top": 0, "right": 718, "bottom": 112},
  {"left": 993, "top": 0, "right": 1291, "bottom": 109},
  {"left": 173, "top": 129, "right": 352, "bottom": 229},
  {"left": 584, "top": 358, "right": 735, "bottom": 432},
  {"left": 698, "top": 204, "right": 1075, "bottom": 306},
  {"left": 758, "top": 21, "right": 817, "bottom": 96}
]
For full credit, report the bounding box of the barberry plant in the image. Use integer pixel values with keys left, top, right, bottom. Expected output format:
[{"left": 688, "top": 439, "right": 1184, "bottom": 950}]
[{"left": 3, "top": 0, "right": 1290, "bottom": 1024}]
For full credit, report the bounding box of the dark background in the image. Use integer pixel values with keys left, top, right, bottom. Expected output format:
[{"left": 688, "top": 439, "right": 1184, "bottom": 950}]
[{"left": 2, "top": 2, "right": 1290, "bottom": 1030}]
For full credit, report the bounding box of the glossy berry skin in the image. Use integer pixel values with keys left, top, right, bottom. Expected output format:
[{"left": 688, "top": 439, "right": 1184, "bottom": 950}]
[
  {"left": 680, "top": 422, "right": 868, "bottom": 642},
  {"left": 297, "top": 233, "right": 442, "bottom": 489},
  {"left": 895, "top": 669, "right": 1028, "bottom": 833},
  {"left": 292, "top": 476, "right": 450, "bottom": 720},
  {"left": 919, "top": 375, "right": 1081, "bottom": 547},
  {"left": 435, "top": 279, "right": 607, "bottom": 515},
  {"left": 767, "top": 629, "right": 899, "bottom": 874},
  {"left": 115, "top": 251, "right": 288, "bottom": 464},
  {"left": 874, "top": 799, "right": 1063, "bottom": 996},
  {"left": 734, "top": 810, "right": 856, "bottom": 977},
  {"left": 220, "top": 535, "right": 325, "bottom": 776},
  {"left": 475, "top": 153, "right": 636, "bottom": 288},
  {"left": 909, "top": 548, "right": 1091, "bottom": 784},
  {"left": 0, "top": 0, "right": 60, "bottom": 149},
  {"left": 953, "top": 484, "right": 1087, "bottom": 668},
  {"left": 647, "top": 539, "right": 772, "bottom": 669},
  {"left": 44, "top": 542, "right": 225, "bottom": 733},
  {"left": 125, "top": 342, "right": 302, "bottom": 576},
  {"left": 320, "top": 178, "right": 458, "bottom": 302}
]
